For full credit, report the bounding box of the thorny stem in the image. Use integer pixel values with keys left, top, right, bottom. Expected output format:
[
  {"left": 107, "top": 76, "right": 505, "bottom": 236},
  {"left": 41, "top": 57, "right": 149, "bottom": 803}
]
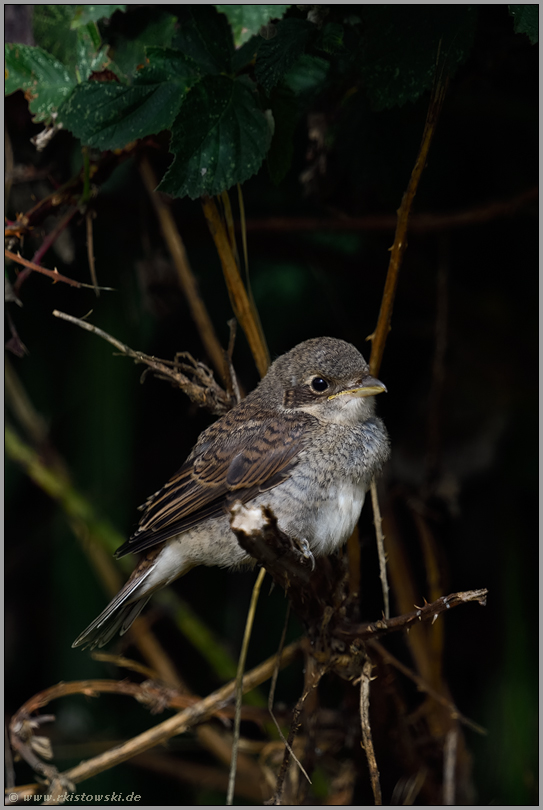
[{"left": 359, "top": 660, "right": 382, "bottom": 805}]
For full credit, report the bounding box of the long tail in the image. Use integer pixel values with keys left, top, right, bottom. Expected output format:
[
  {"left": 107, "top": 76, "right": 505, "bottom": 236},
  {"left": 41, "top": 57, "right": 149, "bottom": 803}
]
[{"left": 72, "top": 567, "right": 155, "bottom": 651}]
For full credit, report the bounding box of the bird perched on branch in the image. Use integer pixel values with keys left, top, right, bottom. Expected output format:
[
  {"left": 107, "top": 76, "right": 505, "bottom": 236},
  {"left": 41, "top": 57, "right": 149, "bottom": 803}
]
[{"left": 73, "top": 336, "right": 390, "bottom": 650}]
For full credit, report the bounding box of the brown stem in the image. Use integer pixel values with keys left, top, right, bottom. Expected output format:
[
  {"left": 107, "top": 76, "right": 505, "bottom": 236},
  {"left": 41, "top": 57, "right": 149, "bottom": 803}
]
[
  {"left": 242, "top": 187, "right": 538, "bottom": 234},
  {"left": 369, "top": 75, "right": 447, "bottom": 377},
  {"left": 139, "top": 157, "right": 227, "bottom": 380},
  {"left": 359, "top": 659, "right": 382, "bottom": 805},
  {"left": 55, "top": 641, "right": 300, "bottom": 788},
  {"left": 6, "top": 250, "right": 83, "bottom": 289},
  {"left": 201, "top": 195, "right": 270, "bottom": 378}
]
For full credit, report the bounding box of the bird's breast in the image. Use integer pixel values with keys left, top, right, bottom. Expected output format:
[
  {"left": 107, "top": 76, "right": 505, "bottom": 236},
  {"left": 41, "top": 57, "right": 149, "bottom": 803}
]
[{"left": 311, "top": 480, "right": 366, "bottom": 556}]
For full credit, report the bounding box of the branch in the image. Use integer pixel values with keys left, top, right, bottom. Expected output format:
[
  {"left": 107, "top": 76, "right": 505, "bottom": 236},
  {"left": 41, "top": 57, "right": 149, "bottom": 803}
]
[
  {"left": 242, "top": 187, "right": 538, "bottom": 234},
  {"left": 5, "top": 250, "right": 85, "bottom": 289},
  {"left": 229, "top": 503, "right": 487, "bottom": 653},
  {"left": 52, "top": 310, "right": 231, "bottom": 416},
  {"left": 23, "top": 641, "right": 301, "bottom": 794},
  {"left": 139, "top": 158, "right": 227, "bottom": 380},
  {"left": 338, "top": 590, "right": 488, "bottom": 642},
  {"left": 201, "top": 195, "right": 270, "bottom": 378},
  {"left": 358, "top": 660, "right": 382, "bottom": 805},
  {"left": 369, "top": 73, "right": 447, "bottom": 378}
]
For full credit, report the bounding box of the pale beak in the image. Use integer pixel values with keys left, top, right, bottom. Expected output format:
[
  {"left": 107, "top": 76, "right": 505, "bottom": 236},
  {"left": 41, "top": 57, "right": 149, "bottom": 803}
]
[{"left": 328, "top": 375, "right": 387, "bottom": 400}]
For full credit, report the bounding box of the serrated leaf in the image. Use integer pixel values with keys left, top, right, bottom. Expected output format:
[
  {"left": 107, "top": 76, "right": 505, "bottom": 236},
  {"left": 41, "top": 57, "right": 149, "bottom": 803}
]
[
  {"left": 71, "top": 5, "right": 126, "bottom": 29},
  {"left": 111, "top": 13, "right": 178, "bottom": 79},
  {"left": 160, "top": 75, "right": 272, "bottom": 199},
  {"left": 75, "top": 26, "right": 111, "bottom": 81},
  {"left": 255, "top": 18, "right": 315, "bottom": 93},
  {"left": 232, "top": 35, "right": 263, "bottom": 73},
  {"left": 284, "top": 53, "right": 329, "bottom": 95},
  {"left": 318, "top": 22, "right": 344, "bottom": 54},
  {"left": 33, "top": 5, "right": 78, "bottom": 68},
  {"left": 215, "top": 5, "right": 291, "bottom": 47},
  {"left": 5, "top": 44, "right": 76, "bottom": 123},
  {"left": 357, "top": 5, "right": 478, "bottom": 110},
  {"left": 59, "top": 49, "right": 198, "bottom": 150},
  {"left": 508, "top": 5, "right": 538, "bottom": 44},
  {"left": 174, "top": 6, "right": 233, "bottom": 75}
]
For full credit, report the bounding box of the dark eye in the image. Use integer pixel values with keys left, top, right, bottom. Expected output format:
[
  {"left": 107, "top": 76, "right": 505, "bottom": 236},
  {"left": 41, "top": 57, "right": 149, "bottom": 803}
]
[{"left": 310, "top": 376, "right": 329, "bottom": 392}]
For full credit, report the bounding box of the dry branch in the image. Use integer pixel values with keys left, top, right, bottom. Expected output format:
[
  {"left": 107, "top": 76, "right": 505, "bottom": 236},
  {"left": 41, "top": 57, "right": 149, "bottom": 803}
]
[
  {"left": 139, "top": 157, "right": 227, "bottom": 379},
  {"left": 9, "top": 641, "right": 300, "bottom": 803},
  {"left": 229, "top": 503, "right": 487, "bottom": 659},
  {"left": 242, "top": 186, "right": 538, "bottom": 234},
  {"left": 52, "top": 310, "right": 231, "bottom": 416},
  {"left": 369, "top": 74, "right": 447, "bottom": 378},
  {"left": 359, "top": 660, "right": 382, "bottom": 805},
  {"left": 201, "top": 195, "right": 270, "bottom": 377},
  {"left": 5, "top": 250, "right": 85, "bottom": 289}
]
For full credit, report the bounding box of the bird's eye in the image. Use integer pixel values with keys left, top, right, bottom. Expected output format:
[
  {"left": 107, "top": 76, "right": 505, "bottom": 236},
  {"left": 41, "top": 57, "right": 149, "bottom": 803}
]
[{"left": 310, "top": 376, "right": 329, "bottom": 393}]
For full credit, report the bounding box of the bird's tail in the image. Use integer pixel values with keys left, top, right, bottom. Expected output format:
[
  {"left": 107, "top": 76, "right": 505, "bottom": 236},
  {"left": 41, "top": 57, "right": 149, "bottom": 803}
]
[{"left": 72, "top": 567, "right": 155, "bottom": 651}]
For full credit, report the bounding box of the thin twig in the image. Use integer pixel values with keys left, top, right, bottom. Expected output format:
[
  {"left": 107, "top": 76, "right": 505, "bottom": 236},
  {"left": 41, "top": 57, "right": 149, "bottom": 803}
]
[
  {"left": 242, "top": 187, "right": 538, "bottom": 234},
  {"left": 443, "top": 726, "right": 459, "bottom": 805},
  {"left": 369, "top": 74, "right": 447, "bottom": 378},
  {"left": 139, "top": 157, "right": 226, "bottom": 379},
  {"left": 52, "top": 309, "right": 231, "bottom": 415},
  {"left": 6, "top": 250, "right": 88, "bottom": 289},
  {"left": 201, "top": 195, "right": 270, "bottom": 378},
  {"left": 371, "top": 480, "right": 389, "bottom": 619},
  {"left": 337, "top": 589, "right": 488, "bottom": 643},
  {"left": 227, "top": 567, "right": 267, "bottom": 805},
  {"left": 224, "top": 318, "right": 243, "bottom": 405},
  {"left": 359, "top": 659, "right": 382, "bottom": 805},
  {"left": 267, "top": 604, "right": 312, "bottom": 788},
  {"left": 53, "top": 642, "right": 301, "bottom": 790},
  {"left": 270, "top": 678, "right": 321, "bottom": 806},
  {"left": 85, "top": 209, "right": 99, "bottom": 297},
  {"left": 367, "top": 640, "right": 486, "bottom": 735}
]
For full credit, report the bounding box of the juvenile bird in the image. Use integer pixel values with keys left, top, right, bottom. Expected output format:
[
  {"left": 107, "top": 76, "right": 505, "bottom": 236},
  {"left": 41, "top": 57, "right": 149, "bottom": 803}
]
[{"left": 73, "top": 337, "right": 390, "bottom": 650}]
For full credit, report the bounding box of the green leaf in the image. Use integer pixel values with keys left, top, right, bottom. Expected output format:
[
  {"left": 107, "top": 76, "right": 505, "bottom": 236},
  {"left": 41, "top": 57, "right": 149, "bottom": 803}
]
[
  {"left": 111, "top": 13, "right": 178, "bottom": 79},
  {"left": 317, "top": 22, "right": 344, "bottom": 54},
  {"left": 74, "top": 25, "right": 111, "bottom": 81},
  {"left": 71, "top": 5, "right": 126, "bottom": 28},
  {"left": 255, "top": 18, "right": 315, "bottom": 93},
  {"left": 174, "top": 6, "right": 233, "bottom": 75},
  {"left": 283, "top": 53, "right": 329, "bottom": 95},
  {"left": 509, "top": 5, "right": 538, "bottom": 44},
  {"left": 33, "top": 5, "right": 78, "bottom": 68},
  {"left": 232, "top": 35, "right": 263, "bottom": 73},
  {"left": 357, "top": 5, "right": 478, "bottom": 110},
  {"left": 160, "top": 75, "right": 272, "bottom": 199},
  {"left": 59, "top": 49, "right": 198, "bottom": 150},
  {"left": 215, "top": 5, "right": 291, "bottom": 47},
  {"left": 5, "top": 44, "right": 76, "bottom": 123}
]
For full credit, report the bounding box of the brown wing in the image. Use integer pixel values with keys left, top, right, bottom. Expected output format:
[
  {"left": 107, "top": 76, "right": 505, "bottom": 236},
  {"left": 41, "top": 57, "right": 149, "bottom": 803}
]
[{"left": 115, "top": 410, "right": 311, "bottom": 558}]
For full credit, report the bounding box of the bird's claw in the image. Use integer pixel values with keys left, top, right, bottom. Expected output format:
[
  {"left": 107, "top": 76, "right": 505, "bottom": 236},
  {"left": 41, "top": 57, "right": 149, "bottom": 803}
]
[{"left": 298, "top": 538, "right": 316, "bottom": 570}]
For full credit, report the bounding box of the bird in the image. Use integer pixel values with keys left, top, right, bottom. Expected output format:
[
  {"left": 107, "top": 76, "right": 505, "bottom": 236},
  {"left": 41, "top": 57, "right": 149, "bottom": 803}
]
[{"left": 72, "top": 336, "right": 390, "bottom": 650}]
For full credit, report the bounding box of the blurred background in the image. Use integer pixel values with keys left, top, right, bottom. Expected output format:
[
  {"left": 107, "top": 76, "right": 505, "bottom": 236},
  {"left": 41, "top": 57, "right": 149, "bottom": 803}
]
[{"left": 5, "top": 4, "right": 538, "bottom": 805}]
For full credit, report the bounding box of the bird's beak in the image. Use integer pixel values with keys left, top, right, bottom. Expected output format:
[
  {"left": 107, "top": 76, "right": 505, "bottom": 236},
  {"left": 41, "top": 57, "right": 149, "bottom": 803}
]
[{"left": 328, "top": 375, "right": 387, "bottom": 400}]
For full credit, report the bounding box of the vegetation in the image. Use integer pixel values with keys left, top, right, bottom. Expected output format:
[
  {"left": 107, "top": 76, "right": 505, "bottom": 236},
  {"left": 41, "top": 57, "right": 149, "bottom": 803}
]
[{"left": 5, "top": 4, "right": 538, "bottom": 805}]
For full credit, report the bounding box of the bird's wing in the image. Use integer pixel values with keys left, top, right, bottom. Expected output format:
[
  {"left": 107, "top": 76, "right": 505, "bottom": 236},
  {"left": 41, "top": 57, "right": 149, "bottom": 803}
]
[{"left": 115, "top": 410, "right": 310, "bottom": 557}]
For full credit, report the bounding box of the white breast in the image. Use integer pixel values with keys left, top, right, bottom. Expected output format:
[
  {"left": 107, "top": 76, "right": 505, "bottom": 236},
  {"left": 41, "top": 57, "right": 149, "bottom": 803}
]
[{"left": 312, "top": 481, "right": 366, "bottom": 556}]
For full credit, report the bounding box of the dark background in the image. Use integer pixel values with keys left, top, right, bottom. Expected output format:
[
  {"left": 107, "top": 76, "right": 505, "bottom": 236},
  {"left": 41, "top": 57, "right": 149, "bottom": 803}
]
[{"left": 5, "top": 4, "right": 538, "bottom": 805}]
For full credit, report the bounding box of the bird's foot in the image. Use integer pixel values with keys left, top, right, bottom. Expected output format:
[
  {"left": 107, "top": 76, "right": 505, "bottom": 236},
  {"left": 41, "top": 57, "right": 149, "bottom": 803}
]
[{"left": 298, "top": 537, "right": 316, "bottom": 570}]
